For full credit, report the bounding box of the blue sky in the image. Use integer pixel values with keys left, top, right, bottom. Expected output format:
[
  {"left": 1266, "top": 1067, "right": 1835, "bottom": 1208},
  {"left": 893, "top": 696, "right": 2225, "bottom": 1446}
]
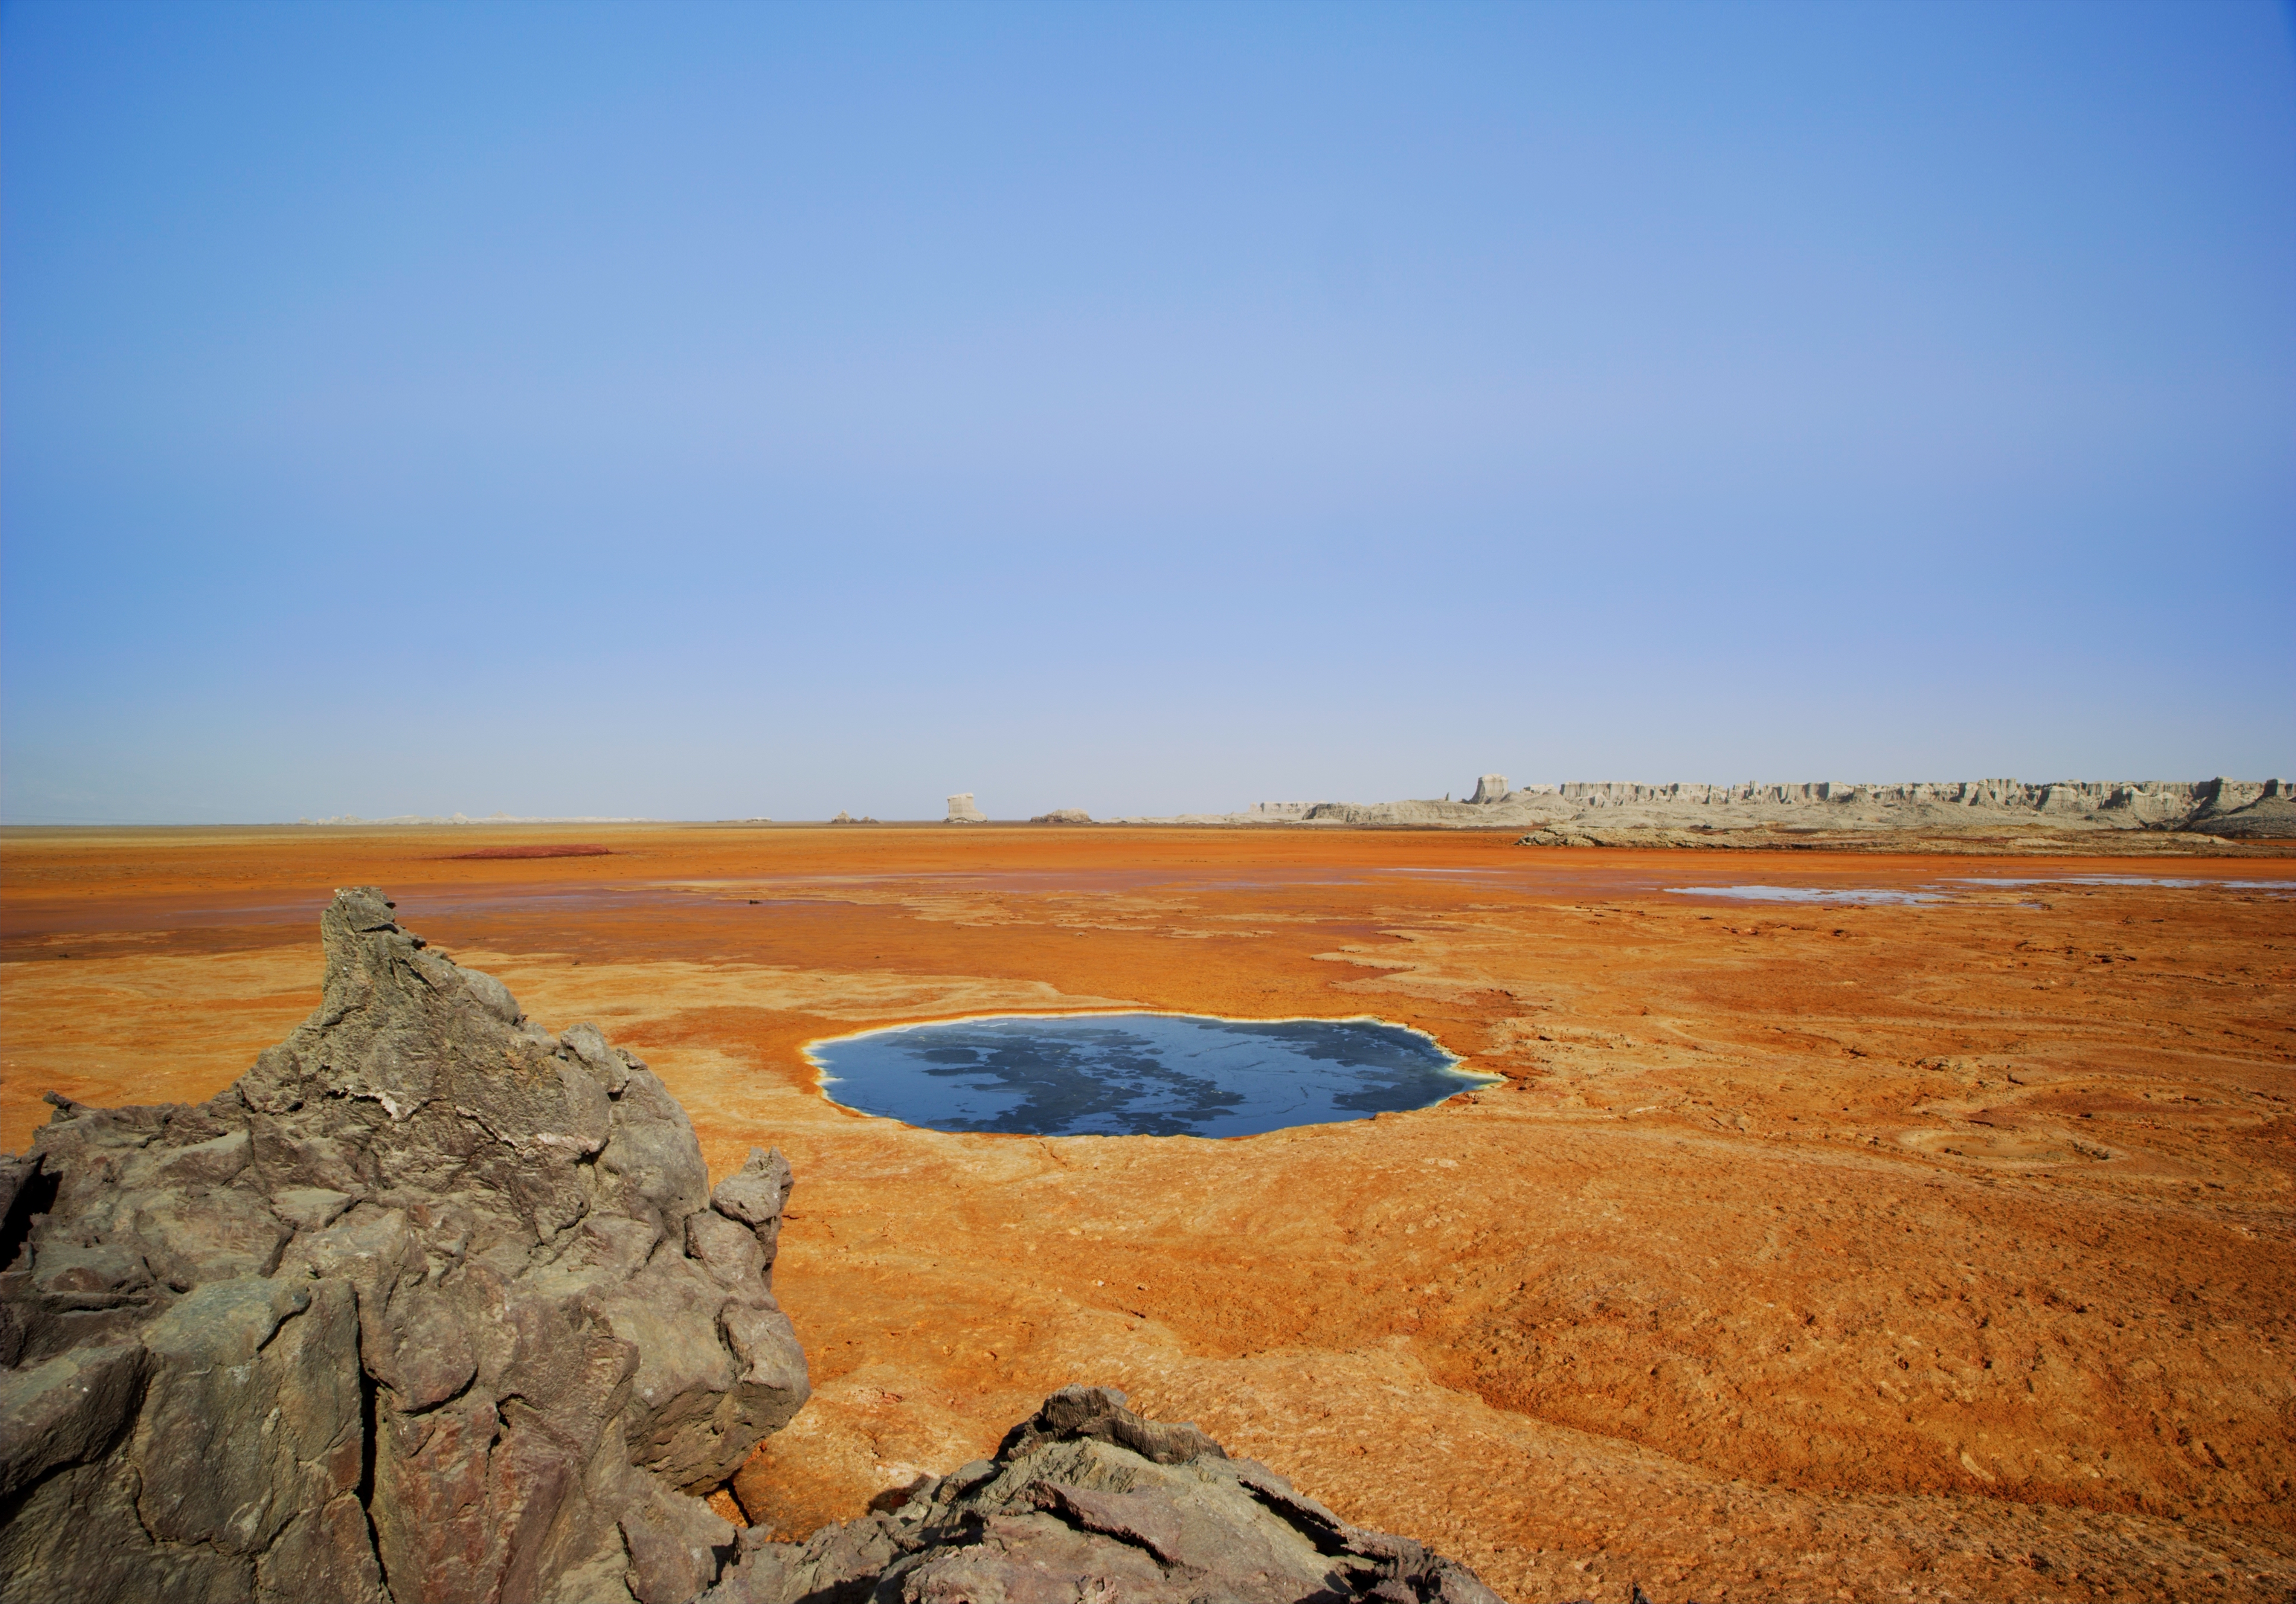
[{"left": 4, "top": 2, "right": 2291, "bottom": 822}]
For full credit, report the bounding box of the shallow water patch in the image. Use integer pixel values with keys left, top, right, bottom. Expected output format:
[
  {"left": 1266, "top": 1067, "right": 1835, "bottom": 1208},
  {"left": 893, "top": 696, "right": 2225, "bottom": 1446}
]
[
  {"left": 808, "top": 1013, "right": 1493, "bottom": 1138},
  {"left": 1665, "top": 885, "right": 1943, "bottom": 906},
  {"left": 1955, "top": 875, "right": 2296, "bottom": 894}
]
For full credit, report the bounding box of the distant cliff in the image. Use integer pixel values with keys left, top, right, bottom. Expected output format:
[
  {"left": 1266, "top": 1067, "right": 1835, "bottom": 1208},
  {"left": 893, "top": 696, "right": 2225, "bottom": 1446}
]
[{"left": 1113, "top": 776, "right": 2295, "bottom": 842}]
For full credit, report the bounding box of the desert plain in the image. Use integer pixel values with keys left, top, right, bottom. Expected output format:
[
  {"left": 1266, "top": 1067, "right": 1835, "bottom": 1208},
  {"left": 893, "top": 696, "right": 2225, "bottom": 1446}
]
[{"left": 2, "top": 822, "right": 2292, "bottom": 1603}]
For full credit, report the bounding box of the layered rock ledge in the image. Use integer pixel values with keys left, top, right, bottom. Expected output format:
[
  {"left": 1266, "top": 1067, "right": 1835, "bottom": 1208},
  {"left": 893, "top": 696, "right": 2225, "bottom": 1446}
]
[
  {"left": 1110, "top": 776, "right": 2296, "bottom": 843},
  {"left": 0, "top": 887, "right": 808, "bottom": 1604}
]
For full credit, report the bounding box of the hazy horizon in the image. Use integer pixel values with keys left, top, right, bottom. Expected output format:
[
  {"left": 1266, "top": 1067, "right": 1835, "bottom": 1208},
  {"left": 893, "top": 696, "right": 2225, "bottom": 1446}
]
[
  {"left": 7, "top": 770, "right": 2289, "bottom": 830},
  {"left": 6, "top": 3, "right": 2292, "bottom": 825}
]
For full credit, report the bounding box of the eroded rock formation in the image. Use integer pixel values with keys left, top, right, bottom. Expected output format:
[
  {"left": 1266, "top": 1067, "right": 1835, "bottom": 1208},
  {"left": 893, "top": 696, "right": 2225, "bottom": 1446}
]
[
  {"left": 0, "top": 887, "right": 807, "bottom": 1604},
  {"left": 1029, "top": 808, "right": 1092, "bottom": 824},
  {"left": 701, "top": 1386, "right": 1503, "bottom": 1604},
  {"left": 945, "top": 793, "right": 988, "bottom": 824},
  {"left": 1108, "top": 776, "right": 2296, "bottom": 842},
  {"left": 1540, "top": 776, "right": 2295, "bottom": 833}
]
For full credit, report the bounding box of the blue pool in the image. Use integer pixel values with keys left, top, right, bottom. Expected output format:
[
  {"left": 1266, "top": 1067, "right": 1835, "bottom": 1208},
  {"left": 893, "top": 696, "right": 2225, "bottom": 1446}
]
[{"left": 808, "top": 1013, "right": 1492, "bottom": 1138}]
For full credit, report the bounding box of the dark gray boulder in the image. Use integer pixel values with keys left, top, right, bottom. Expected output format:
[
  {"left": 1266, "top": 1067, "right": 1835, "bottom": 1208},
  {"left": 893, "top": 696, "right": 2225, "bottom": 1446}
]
[
  {"left": 701, "top": 1385, "right": 1505, "bottom": 1604},
  {"left": 0, "top": 886, "right": 807, "bottom": 1604}
]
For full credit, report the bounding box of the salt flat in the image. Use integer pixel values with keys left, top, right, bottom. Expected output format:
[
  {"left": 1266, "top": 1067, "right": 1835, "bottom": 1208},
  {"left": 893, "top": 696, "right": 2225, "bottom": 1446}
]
[{"left": 3, "top": 823, "right": 2291, "bottom": 1602}]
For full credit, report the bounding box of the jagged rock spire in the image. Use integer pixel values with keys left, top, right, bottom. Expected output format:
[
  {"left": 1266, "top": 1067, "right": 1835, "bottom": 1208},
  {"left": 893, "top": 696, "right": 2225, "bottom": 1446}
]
[{"left": 1, "top": 888, "right": 807, "bottom": 1604}]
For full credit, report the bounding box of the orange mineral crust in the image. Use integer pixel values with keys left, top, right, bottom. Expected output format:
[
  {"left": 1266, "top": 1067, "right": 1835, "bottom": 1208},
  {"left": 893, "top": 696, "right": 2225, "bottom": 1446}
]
[{"left": 4, "top": 823, "right": 2292, "bottom": 1603}]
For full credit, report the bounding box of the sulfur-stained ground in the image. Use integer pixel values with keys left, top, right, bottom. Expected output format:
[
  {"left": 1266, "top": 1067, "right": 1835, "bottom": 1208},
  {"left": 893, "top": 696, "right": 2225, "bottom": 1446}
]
[{"left": 3, "top": 823, "right": 2292, "bottom": 1603}]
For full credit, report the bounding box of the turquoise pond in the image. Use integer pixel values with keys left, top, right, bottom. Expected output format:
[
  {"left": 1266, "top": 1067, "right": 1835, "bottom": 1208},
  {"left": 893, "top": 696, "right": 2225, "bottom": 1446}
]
[{"left": 808, "top": 1013, "right": 1493, "bottom": 1138}]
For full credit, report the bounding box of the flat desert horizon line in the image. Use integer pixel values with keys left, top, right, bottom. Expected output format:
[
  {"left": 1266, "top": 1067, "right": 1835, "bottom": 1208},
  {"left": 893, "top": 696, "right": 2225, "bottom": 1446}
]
[{"left": 3, "top": 771, "right": 2292, "bottom": 830}]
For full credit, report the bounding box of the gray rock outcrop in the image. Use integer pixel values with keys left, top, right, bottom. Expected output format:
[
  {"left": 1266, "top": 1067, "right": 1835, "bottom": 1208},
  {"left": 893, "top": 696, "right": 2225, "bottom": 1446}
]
[
  {"left": 1029, "top": 809, "right": 1092, "bottom": 824},
  {"left": 700, "top": 1385, "right": 1502, "bottom": 1604},
  {"left": 0, "top": 887, "right": 808, "bottom": 1604},
  {"left": 1467, "top": 774, "right": 1509, "bottom": 805},
  {"left": 945, "top": 793, "right": 987, "bottom": 824}
]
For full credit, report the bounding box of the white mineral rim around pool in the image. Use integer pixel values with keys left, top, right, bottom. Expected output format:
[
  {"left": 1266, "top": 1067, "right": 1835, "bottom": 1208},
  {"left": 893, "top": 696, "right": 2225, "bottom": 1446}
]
[{"left": 803, "top": 1011, "right": 1500, "bottom": 1139}]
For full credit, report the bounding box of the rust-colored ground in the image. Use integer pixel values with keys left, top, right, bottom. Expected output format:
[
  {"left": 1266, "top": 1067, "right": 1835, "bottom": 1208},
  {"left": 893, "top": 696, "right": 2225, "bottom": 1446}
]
[{"left": 3, "top": 824, "right": 2292, "bottom": 1603}]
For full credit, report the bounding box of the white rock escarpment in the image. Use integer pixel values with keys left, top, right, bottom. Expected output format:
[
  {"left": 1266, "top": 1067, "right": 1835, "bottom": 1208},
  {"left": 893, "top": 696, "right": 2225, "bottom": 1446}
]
[
  {"left": 945, "top": 793, "right": 987, "bottom": 824},
  {"left": 1515, "top": 776, "right": 2296, "bottom": 838},
  {"left": 1110, "top": 777, "right": 2295, "bottom": 841}
]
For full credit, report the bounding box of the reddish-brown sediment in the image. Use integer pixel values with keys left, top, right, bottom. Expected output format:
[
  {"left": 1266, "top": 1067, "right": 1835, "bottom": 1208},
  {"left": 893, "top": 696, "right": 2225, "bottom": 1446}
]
[
  {"left": 444, "top": 843, "right": 613, "bottom": 859},
  {"left": 3, "top": 824, "right": 2292, "bottom": 1603}
]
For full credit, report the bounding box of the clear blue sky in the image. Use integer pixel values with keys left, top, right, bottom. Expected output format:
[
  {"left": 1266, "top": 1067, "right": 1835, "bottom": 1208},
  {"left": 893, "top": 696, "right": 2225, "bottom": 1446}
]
[{"left": 4, "top": 2, "right": 2291, "bottom": 822}]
